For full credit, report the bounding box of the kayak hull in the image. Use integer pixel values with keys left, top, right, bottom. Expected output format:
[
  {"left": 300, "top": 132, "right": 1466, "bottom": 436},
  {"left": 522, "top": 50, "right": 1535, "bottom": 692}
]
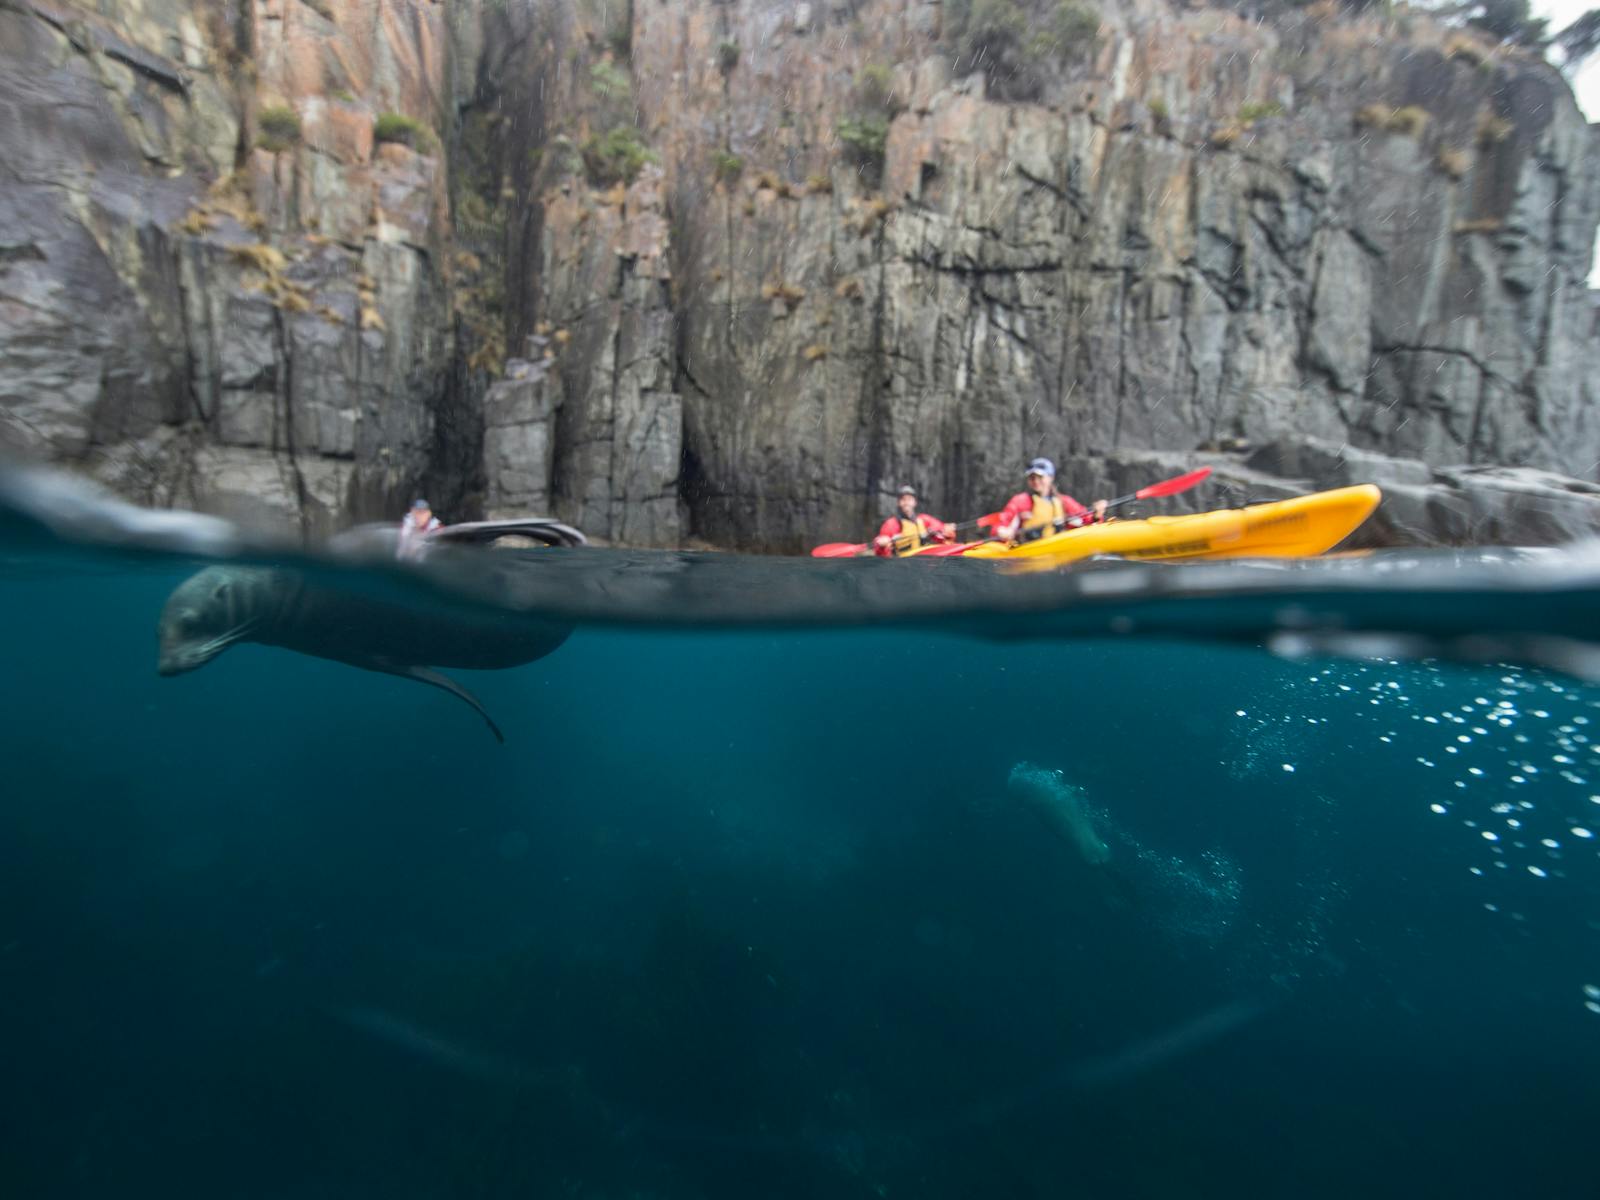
[{"left": 957, "top": 485, "right": 1382, "bottom": 564}]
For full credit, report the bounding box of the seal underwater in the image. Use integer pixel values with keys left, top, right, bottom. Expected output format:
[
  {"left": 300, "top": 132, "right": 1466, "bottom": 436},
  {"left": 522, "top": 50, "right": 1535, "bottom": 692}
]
[
  {"left": 1007, "top": 761, "right": 1111, "bottom": 865},
  {"left": 158, "top": 565, "right": 571, "bottom": 741}
]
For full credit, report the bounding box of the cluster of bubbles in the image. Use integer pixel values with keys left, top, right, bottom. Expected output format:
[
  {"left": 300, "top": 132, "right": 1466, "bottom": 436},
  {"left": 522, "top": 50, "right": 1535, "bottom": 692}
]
[
  {"left": 1230, "top": 658, "right": 1599, "bottom": 1016},
  {"left": 1125, "top": 842, "right": 1244, "bottom": 946}
]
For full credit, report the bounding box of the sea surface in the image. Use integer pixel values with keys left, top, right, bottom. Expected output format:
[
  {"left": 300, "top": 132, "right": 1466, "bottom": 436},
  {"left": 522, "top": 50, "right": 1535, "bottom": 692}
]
[{"left": 2, "top": 475, "right": 1598, "bottom": 1198}]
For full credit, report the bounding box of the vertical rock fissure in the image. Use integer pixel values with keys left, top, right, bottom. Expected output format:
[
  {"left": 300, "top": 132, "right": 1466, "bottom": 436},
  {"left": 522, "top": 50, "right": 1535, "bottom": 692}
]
[
  {"left": 1112, "top": 266, "right": 1129, "bottom": 449},
  {"left": 273, "top": 305, "right": 311, "bottom": 541},
  {"left": 863, "top": 220, "right": 891, "bottom": 502},
  {"left": 1467, "top": 365, "right": 1490, "bottom": 465},
  {"left": 608, "top": 253, "right": 627, "bottom": 539}
]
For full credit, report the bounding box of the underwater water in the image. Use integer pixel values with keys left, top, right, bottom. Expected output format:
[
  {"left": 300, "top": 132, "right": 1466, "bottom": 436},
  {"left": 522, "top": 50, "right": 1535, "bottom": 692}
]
[{"left": 2, "top": 507, "right": 1599, "bottom": 1197}]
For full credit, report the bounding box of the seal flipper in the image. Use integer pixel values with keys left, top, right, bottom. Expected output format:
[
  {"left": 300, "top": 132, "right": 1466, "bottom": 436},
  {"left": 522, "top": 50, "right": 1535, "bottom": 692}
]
[{"left": 368, "top": 660, "right": 505, "bottom": 743}]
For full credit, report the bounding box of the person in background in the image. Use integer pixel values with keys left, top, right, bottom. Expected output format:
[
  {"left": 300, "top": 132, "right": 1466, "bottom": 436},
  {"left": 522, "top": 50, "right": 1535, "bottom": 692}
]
[
  {"left": 874, "top": 485, "right": 956, "bottom": 556},
  {"left": 991, "top": 458, "right": 1108, "bottom": 544},
  {"left": 397, "top": 498, "right": 442, "bottom": 561}
]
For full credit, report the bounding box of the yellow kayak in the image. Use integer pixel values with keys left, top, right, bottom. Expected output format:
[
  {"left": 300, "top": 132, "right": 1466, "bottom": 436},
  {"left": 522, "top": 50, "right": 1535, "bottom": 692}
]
[{"left": 960, "top": 485, "right": 1382, "bottom": 564}]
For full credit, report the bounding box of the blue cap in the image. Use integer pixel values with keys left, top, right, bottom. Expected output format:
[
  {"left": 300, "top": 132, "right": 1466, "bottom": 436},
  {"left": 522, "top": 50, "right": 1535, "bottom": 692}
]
[
  {"left": 411, "top": 498, "right": 430, "bottom": 509},
  {"left": 1026, "top": 458, "right": 1055, "bottom": 479}
]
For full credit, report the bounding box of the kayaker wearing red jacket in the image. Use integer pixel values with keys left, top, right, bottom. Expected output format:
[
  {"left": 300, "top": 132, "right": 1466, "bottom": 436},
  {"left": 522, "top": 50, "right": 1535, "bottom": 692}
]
[
  {"left": 874, "top": 486, "right": 956, "bottom": 556},
  {"left": 992, "top": 458, "right": 1109, "bottom": 544}
]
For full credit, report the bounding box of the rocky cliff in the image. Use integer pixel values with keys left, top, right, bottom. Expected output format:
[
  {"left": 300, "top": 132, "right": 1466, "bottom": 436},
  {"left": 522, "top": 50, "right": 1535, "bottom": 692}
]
[{"left": 3, "top": 0, "right": 1600, "bottom": 549}]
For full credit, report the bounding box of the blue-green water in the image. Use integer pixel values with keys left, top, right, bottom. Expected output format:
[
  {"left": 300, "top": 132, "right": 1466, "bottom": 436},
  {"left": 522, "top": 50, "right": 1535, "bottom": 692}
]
[{"left": 2, "top": 510, "right": 1599, "bottom": 1196}]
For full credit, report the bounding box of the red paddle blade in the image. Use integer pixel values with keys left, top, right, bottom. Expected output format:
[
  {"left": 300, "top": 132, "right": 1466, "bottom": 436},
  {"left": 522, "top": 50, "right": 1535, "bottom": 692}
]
[
  {"left": 1135, "top": 466, "right": 1211, "bottom": 500},
  {"left": 810, "top": 542, "right": 867, "bottom": 558}
]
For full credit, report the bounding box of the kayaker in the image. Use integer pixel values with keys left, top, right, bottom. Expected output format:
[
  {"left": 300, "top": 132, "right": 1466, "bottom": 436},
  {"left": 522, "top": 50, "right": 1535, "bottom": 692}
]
[
  {"left": 873, "top": 486, "right": 956, "bottom": 556},
  {"left": 397, "top": 497, "right": 442, "bottom": 561},
  {"left": 992, "top": 458, "right": 1108, "bottom": 544}
]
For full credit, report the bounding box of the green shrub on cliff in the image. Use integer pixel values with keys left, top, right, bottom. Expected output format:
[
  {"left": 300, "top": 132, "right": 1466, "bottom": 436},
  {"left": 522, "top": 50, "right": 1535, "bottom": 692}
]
[
  {"left": 837, "top": 116, "right": 889, "bottom": 168},
  {"left": 943, "top": 0, "right": 1100, "bottom": 101},
  {"left": 590, "top": 60, "right": 631, "bottom": 105},
  {"left": 1354, "top": 104, "right": 1430, "bottom": 139},
  {"left": 374, "top": 112, "right": 434, "bottom": 151},
  {"left": 1237, "top": 99, "right": 1284, "bottom": 124},
  {"left": 1044, "top": 2, "right": 1100, "bottom": 51},
  {"left": 712, "top": 151, "right": 744, "bottom": 184},
  {"left": 856, "top": 63, "right": 900, "bottom": 114},
  {"left": 256, "top": 105, "right": 301, "bottom": 153},
  {"left": 581, "top": 125, "right": 656, "bottom": 186}
]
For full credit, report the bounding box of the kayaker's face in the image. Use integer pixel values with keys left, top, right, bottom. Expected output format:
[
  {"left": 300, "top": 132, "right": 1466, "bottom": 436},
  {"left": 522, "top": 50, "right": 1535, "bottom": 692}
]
[
  {"left": 897, "top": 494, "right": 917, "bottom": 518},
  {"left": 412, "top": 507, "right": 431, "bottom": 525},
  {"left": 1027, "top": 473, "right": 1051, "bottom": 495}
]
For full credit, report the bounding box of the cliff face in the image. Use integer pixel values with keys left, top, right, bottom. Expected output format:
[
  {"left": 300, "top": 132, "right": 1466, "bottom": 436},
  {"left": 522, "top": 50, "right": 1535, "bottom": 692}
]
[
  {"left": 3, "top": 0, "right": 1600, "bottom": 549},
  {"left": 0, "top": 0, "right": 463, "bottom": 536}
]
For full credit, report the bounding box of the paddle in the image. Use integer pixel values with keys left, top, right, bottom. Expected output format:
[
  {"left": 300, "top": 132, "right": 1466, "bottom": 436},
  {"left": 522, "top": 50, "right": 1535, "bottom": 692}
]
[
  {"left": 812, "top": 531, "right": 960, "bottom": 556},
  {"left": 814, "top": 523, "right": 971, "bottom": 556},
  {"left": 810, "top": 467, "right": 1212, "bottom": 557},
  {"left": 1063, "top": 465, "right": 1213, "bottom": 528},
  {"left": 810, "top": 542, "right": 870, "bottom": 558},
  {"left": 942, "top": 466, "right": 1215, "bottom": 552}
]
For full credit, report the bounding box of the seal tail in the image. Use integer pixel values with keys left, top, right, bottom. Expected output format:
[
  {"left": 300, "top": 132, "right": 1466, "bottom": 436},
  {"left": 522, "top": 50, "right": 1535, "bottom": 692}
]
[{"left": 369, "top": 660, "right": 506, "bottom": 743}]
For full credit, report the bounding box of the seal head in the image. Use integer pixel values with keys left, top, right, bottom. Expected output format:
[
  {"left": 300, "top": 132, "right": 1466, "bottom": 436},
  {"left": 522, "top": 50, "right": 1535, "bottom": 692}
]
[{"left": 157, "top": 566, "right": 263, "bottom": 676}]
